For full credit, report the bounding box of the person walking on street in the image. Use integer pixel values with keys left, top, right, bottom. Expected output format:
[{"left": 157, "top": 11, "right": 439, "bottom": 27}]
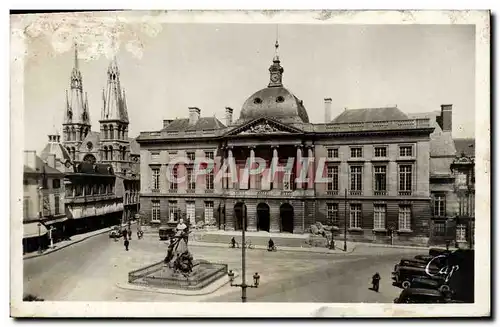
[
  {"left": 128, "top": 229, "right": 132, "bottom": 240},
  {"left": 372, "top": 272, "right": 381, "bottom": 292},
  {"left": 124, "top": 236, "right": 130, "bottom": 251},
  {"left": 268, "top": 238, "right": 276, "bottom": 252}
]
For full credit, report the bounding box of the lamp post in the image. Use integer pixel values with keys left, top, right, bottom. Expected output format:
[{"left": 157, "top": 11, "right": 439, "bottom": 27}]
[
  {"left": 228, "top": 203, "right": 260, "bottom": 302},
  {"left": 37, "top": 222, "right": 42, "bottom": 254},
  {"left": 344, "top": 188, "right": 347, "bottom": 252}
]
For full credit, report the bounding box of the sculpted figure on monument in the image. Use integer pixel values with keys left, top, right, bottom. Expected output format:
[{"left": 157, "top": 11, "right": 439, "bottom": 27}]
[{"left": 164, "top": 219, "right": 194, "bottom": 276}]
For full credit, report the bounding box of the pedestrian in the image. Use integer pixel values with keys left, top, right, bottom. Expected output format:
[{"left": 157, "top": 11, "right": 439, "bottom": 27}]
[
  {"left": 268, "top": 238, "right": 275, "bottom": 251},
  {"left": 128, "top": 229, "right": 132, "bottom": 240},
  {"left": 230, "top": 237, "right": 237, "bottom": 248},
  {"left": 372, "top": 272, "right": 381, "bottom": 292},
  {"left": 124, "top": 237, "right": 130, "bottom": 251}
]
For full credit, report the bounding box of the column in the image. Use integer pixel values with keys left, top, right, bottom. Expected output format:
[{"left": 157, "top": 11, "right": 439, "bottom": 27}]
[
  {"left": 271, "top": 145, "right": 278, "bottom": 190},
  {"left": 227, "top": 147, "right": 234, "bottom": 189},
  {"left": 295, "top": 145, "right": 303, "bottom": 190},
  {"left": 307, "top": 146, "right": 315, "bottom": 190},
  {"left": 249, "top": 146, "right": 255, "bottom": 190}
]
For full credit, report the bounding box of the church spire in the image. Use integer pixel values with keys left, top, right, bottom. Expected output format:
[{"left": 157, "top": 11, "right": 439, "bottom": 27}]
[
  {"left": 268, "top": 30, "right": 284, "bottom": 88},
  {"left": 101, "top": 56, "right": 128, "bottom": 122}
]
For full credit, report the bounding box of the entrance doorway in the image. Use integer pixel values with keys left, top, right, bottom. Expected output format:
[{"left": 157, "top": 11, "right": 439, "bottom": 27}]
[
  {"left": 234, "top": 202, "right": 247, "bottom": 231},
  {"left": 280, "top": 203, "right": 294, "bottom": 233},
  {"left": 257, "top": 203, "right": 270, "bottom": 232}
]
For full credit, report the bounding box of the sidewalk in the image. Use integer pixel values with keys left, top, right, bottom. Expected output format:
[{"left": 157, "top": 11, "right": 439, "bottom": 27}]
[{"left": 23, "top": 221, "right": 136, "bottom": 260}]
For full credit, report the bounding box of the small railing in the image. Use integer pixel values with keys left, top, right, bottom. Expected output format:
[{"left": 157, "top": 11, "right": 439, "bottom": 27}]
[
  {"left": 168, "top": 188, "right": 178, "bottom": 193},
  {"left": 374, "top": 190, "right": 387, "bottom": 196},
  {"left": 350, "top": 190, "right": 362, "bottom": 196},
  {"left": 399, "top": 191, "right": 412, "bottom": 196},
  {"left": 326, "top": 190, "right": 339, "bottom": 196}
]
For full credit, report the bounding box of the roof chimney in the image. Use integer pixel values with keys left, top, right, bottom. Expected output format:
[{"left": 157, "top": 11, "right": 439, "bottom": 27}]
[
  {"left": 324, "top": 98, "right": 332, "bottom": 122},
  {"left": 24, "top": 150, "right": 37, "bottom": 170},
  {"left": 188, "top": 107, "right": 201, "bottom": 125},
  {"left": 440, "top": 104, "right": 453, "bottom": 132},
  {"left": 47, "top": 154, "right": 56, "bottom": 168},
  {"left": 163, "top": 119, "right": 174, "bottom": 129},
  {"left": 225, "top": 107, "right": 233, "bottom": 126}
]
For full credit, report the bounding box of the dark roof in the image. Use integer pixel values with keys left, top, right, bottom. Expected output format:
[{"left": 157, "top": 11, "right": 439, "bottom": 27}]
[
  {"left": 24, "top": 156, "right": 64, "bottom": 176},
  {"left": 75, "top": 162, "right": 114, "bottom": 175},
  {"left": 40, "top": 142, "right": 72, "bottom": 162},
  {"left": 332, "top": 107, "right": 409, "bottom": 123},
  {"left": 454, "top": 138, "right": 475, "bottom": 157},
  {"left": 239, "top": 86, "right": 310, "bottom": 124},
  {"left": 162, "top": 117, "right": 226, "bottom": 132}
]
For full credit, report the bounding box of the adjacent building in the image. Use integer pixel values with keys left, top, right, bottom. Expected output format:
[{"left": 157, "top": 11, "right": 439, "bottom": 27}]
[
  {"left": 37, "top": 45, "right": 140, "bottom": 240},
  {"left": 137, "top": 42, "right": 438, "bottom": 246},
  {"left": 23, "top": 150, "right": 66, "bottom": 253}
]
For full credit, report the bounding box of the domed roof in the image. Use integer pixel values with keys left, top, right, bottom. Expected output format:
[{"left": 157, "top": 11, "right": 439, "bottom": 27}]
[{"left": 239, "top": 86, "right": 310, "bottom": 124}]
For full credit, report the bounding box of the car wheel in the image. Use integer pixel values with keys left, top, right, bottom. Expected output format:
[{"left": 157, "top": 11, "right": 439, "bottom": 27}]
[
  {"left": 402, "top": 280, "right": 411, "bottom": 289},
  {"left": 439, "top": 285, "right": 450, "bottom": 292}
]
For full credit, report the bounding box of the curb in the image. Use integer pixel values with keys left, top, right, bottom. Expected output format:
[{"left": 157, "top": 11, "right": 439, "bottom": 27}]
[
  {"left": 23, "top": 228, "right": 112, "bottom": 260},
  {"left": 115, "top": 273, "right": 237, "bottom": 296},
  {"left": 353, "top": 242, "right": 432, "bottom": 251},
  {"left": 189, "top": 241, "right": 357, "bottom": 255}
]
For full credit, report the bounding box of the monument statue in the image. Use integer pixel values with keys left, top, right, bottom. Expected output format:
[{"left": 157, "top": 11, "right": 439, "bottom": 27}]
[{"left": 164, "top": 219, "right": 194, "bottom": 277}]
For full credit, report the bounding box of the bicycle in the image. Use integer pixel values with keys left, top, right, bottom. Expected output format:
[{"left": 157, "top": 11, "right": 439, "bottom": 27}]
[{"left": 267, "top": 245, "right": 277, "bottom": 252}]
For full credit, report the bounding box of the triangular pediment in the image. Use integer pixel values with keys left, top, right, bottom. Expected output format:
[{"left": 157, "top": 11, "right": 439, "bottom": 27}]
[{"left": 225, "top": 117, "right": 304, "bottom": 136}]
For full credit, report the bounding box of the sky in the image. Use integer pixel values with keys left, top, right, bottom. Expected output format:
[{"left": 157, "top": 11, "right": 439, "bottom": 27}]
[{"left": 23, "top": 22, "right": 475, "bottom": 152}]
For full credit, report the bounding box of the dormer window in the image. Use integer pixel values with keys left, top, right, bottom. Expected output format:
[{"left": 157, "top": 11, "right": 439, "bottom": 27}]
[
  {"left": 276, "top": 96, "right": 285, "bottom": 103},
  {"left": 254, "top": 98, "right": 262, "bottom": 104}
]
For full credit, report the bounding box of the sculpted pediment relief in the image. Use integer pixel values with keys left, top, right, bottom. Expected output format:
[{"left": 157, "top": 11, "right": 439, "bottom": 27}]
[{"left": 239, "top": 122, "right": 288, "bottom": 135}]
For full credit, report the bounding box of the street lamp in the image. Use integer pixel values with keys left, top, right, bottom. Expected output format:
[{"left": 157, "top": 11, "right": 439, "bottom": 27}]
[
  {"left": 228, "top": 203, "right": 261, "bottom": 302},
  {"left": 37, "top": 222, "right": 42, "bottom": 254},
  {"left": 228, "top": 269, "right": 260, "bottom": 301}
]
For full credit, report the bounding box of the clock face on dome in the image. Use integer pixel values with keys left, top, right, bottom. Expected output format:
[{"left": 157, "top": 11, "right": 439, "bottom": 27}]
[{"left": 271, "top": 74, "right": 280, "bottom": 82}]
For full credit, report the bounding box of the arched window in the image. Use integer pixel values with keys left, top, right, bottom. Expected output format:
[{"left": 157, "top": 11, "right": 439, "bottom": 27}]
[
  {"left": 122, "top": 128, "right": 126, "bottom": 140},
  {"left": 103, "top": 146, "right": 108, "bottom": 160},
  {"left": 71, "top": 147, "right": 76, "bottom": 160},
  {"left": 109, "top": 125, "right": 114, "bottom": 140},
  {"left": 83, "top": 154, "right": 96, "bottom": 164},
  {"left": 117, "top": 126, "right": 122, "bottom": 140},
  {"left": 103, "top": 125, "right": 108, "bottom": 140},
  {"left": 71, "top": 127, "right": 76, "bottom": 141},
  {"left": 109, "top": 147, "right": 113, "bottom": 160}
]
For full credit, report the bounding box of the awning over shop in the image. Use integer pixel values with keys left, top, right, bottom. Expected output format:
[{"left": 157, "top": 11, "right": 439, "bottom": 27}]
[
  {"left": 23, "top": 222, "right": 48, "bottom": 239},
  {"left": 44, "top": 217, "right": 68, "bottom": 224}
]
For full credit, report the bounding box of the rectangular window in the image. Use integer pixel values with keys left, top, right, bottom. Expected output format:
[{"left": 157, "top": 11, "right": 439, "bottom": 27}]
[
  {"left": 151, "top": 200, "right": 160, "bottom": 221},
  {"left": 54, "top": 194, "right": 60, "bottom": 215},
  {"left": 398, "top": 205, "right": 412, "bottom": 231},
  {"left": 206, "top": 171, "right": 214, "bottom": 190},
  {"left": 350, "top": 166, "right": 362, "bottom": 191},
  {"left": 433, "top": 194, "right": 446, "bottom": 217},
  {"left": 399, "top": 164, "right": 413, "bottom": 192},
  {"left": 204, "top": 201, "right": 214, "bottom": 224},
  {"left": 205, "top": 151, "right": 214, "bottom": 160},
  {"left": 350, "top": 147, "right": 363, "bottom": 158},
  {"left": 42, "top": 177, "right": 48, "bottom": 189},
  {"left": 170, "top": 166, "right": 178, "bottom": 190},
  {"left": 434, "top": 222, "right": 445, "bottom": 237},
  {"left": 23, "top": 197, "right": 29, "bottom": 219},
  {"left": 187, "top": 152, "right": 195, "bottom": 162},
  {"left": 374, "top": 147, "right": 387, "bottom": 157},
  {"left": 42, "top": 195, "right": 50, "bottom": 216},
  {"left": 374, "top": 166, "right": 387, "bottom": 192},
  {"left": 187, "top": 167, "right": 195, "bottom": 190},
  {"left": 327, "top": 203, "right": 339, "bottom": 226},
  {"left": 399, "top": 145, "right": 413, "bottom": 157},
  {"left": 255, "top": 173, "right": 262, "bottom": 190},
  {"left": 152, "top": 168, "right": 160, "bottom": 191},
  {"left": 283, "top": 171, "right": 292, "bottom": 191},
  {"left": 186, "top": 201, "right": 196, "bottom": 225},
  {"left": 373, "top": 205, "right": 386, "bottom": 230},
  {"left": 327, "top": 166, "right": 339, "bottom": 191},
  {"left": 349, "top": 204, "right": 362, "bottom": 228},
  {"left": 327, "top": 148, "right": 339, "bottom": 158},
  {"left": 52, "top": 179, "right": 61, "bottom": 189},
  {"left": 168, "top": 201, "right": 179, "bottom": 222},
  {"left": 456, "top": 224, "right": 467, "bottom": 242}
]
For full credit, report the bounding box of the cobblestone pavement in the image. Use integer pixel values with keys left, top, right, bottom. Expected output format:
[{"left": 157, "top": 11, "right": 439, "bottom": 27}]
[{"left": 24, "top": 232, "right": 424, "bottom": 302}]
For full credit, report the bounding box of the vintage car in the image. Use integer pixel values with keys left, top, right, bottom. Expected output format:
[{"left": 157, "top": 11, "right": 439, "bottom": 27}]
[
  {"left": 414, "top": 254, "right": 434, "bottom": 262},
  {"left": 394, "top": 288, "right": 450, "bottom": 304},
  {"left": 407, "top": 276, "right": 450, "bottom": 292},
  {"left": 109, "top": 226, "right": 124, "bottom": 238},
  {"left": 392, "top": 260, "right": 440, "bottom": 288},
  {"left": 429, "top": 248, "right": 451, "bottom": 257}
]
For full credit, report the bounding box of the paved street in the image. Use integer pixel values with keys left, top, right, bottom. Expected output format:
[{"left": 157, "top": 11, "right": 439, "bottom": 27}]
[{"left": 24, "top": 232, "right": 423, "bottom": 302}]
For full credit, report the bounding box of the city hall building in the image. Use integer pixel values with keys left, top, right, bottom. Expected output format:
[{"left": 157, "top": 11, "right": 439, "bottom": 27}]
[{"left": 138, "top": 43, "right": 439, "bottom": 245}]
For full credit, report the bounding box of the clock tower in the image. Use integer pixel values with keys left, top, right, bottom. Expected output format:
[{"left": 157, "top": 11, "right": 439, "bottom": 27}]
[{"left": 268, "top": 39, "right": 284, "bottom": 88}]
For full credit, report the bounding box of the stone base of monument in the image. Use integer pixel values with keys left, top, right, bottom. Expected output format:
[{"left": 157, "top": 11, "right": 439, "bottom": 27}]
[{"left": 127, "top": 259, "right": 228, "bottom": 292}]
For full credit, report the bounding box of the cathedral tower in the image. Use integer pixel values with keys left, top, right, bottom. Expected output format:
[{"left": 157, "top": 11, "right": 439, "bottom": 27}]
[
  {"left": 99, "top": 57, "right": 131, "bottom": 174},
  {"left": 62, "top": 44, "right": 91, "bottom": 161}
]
